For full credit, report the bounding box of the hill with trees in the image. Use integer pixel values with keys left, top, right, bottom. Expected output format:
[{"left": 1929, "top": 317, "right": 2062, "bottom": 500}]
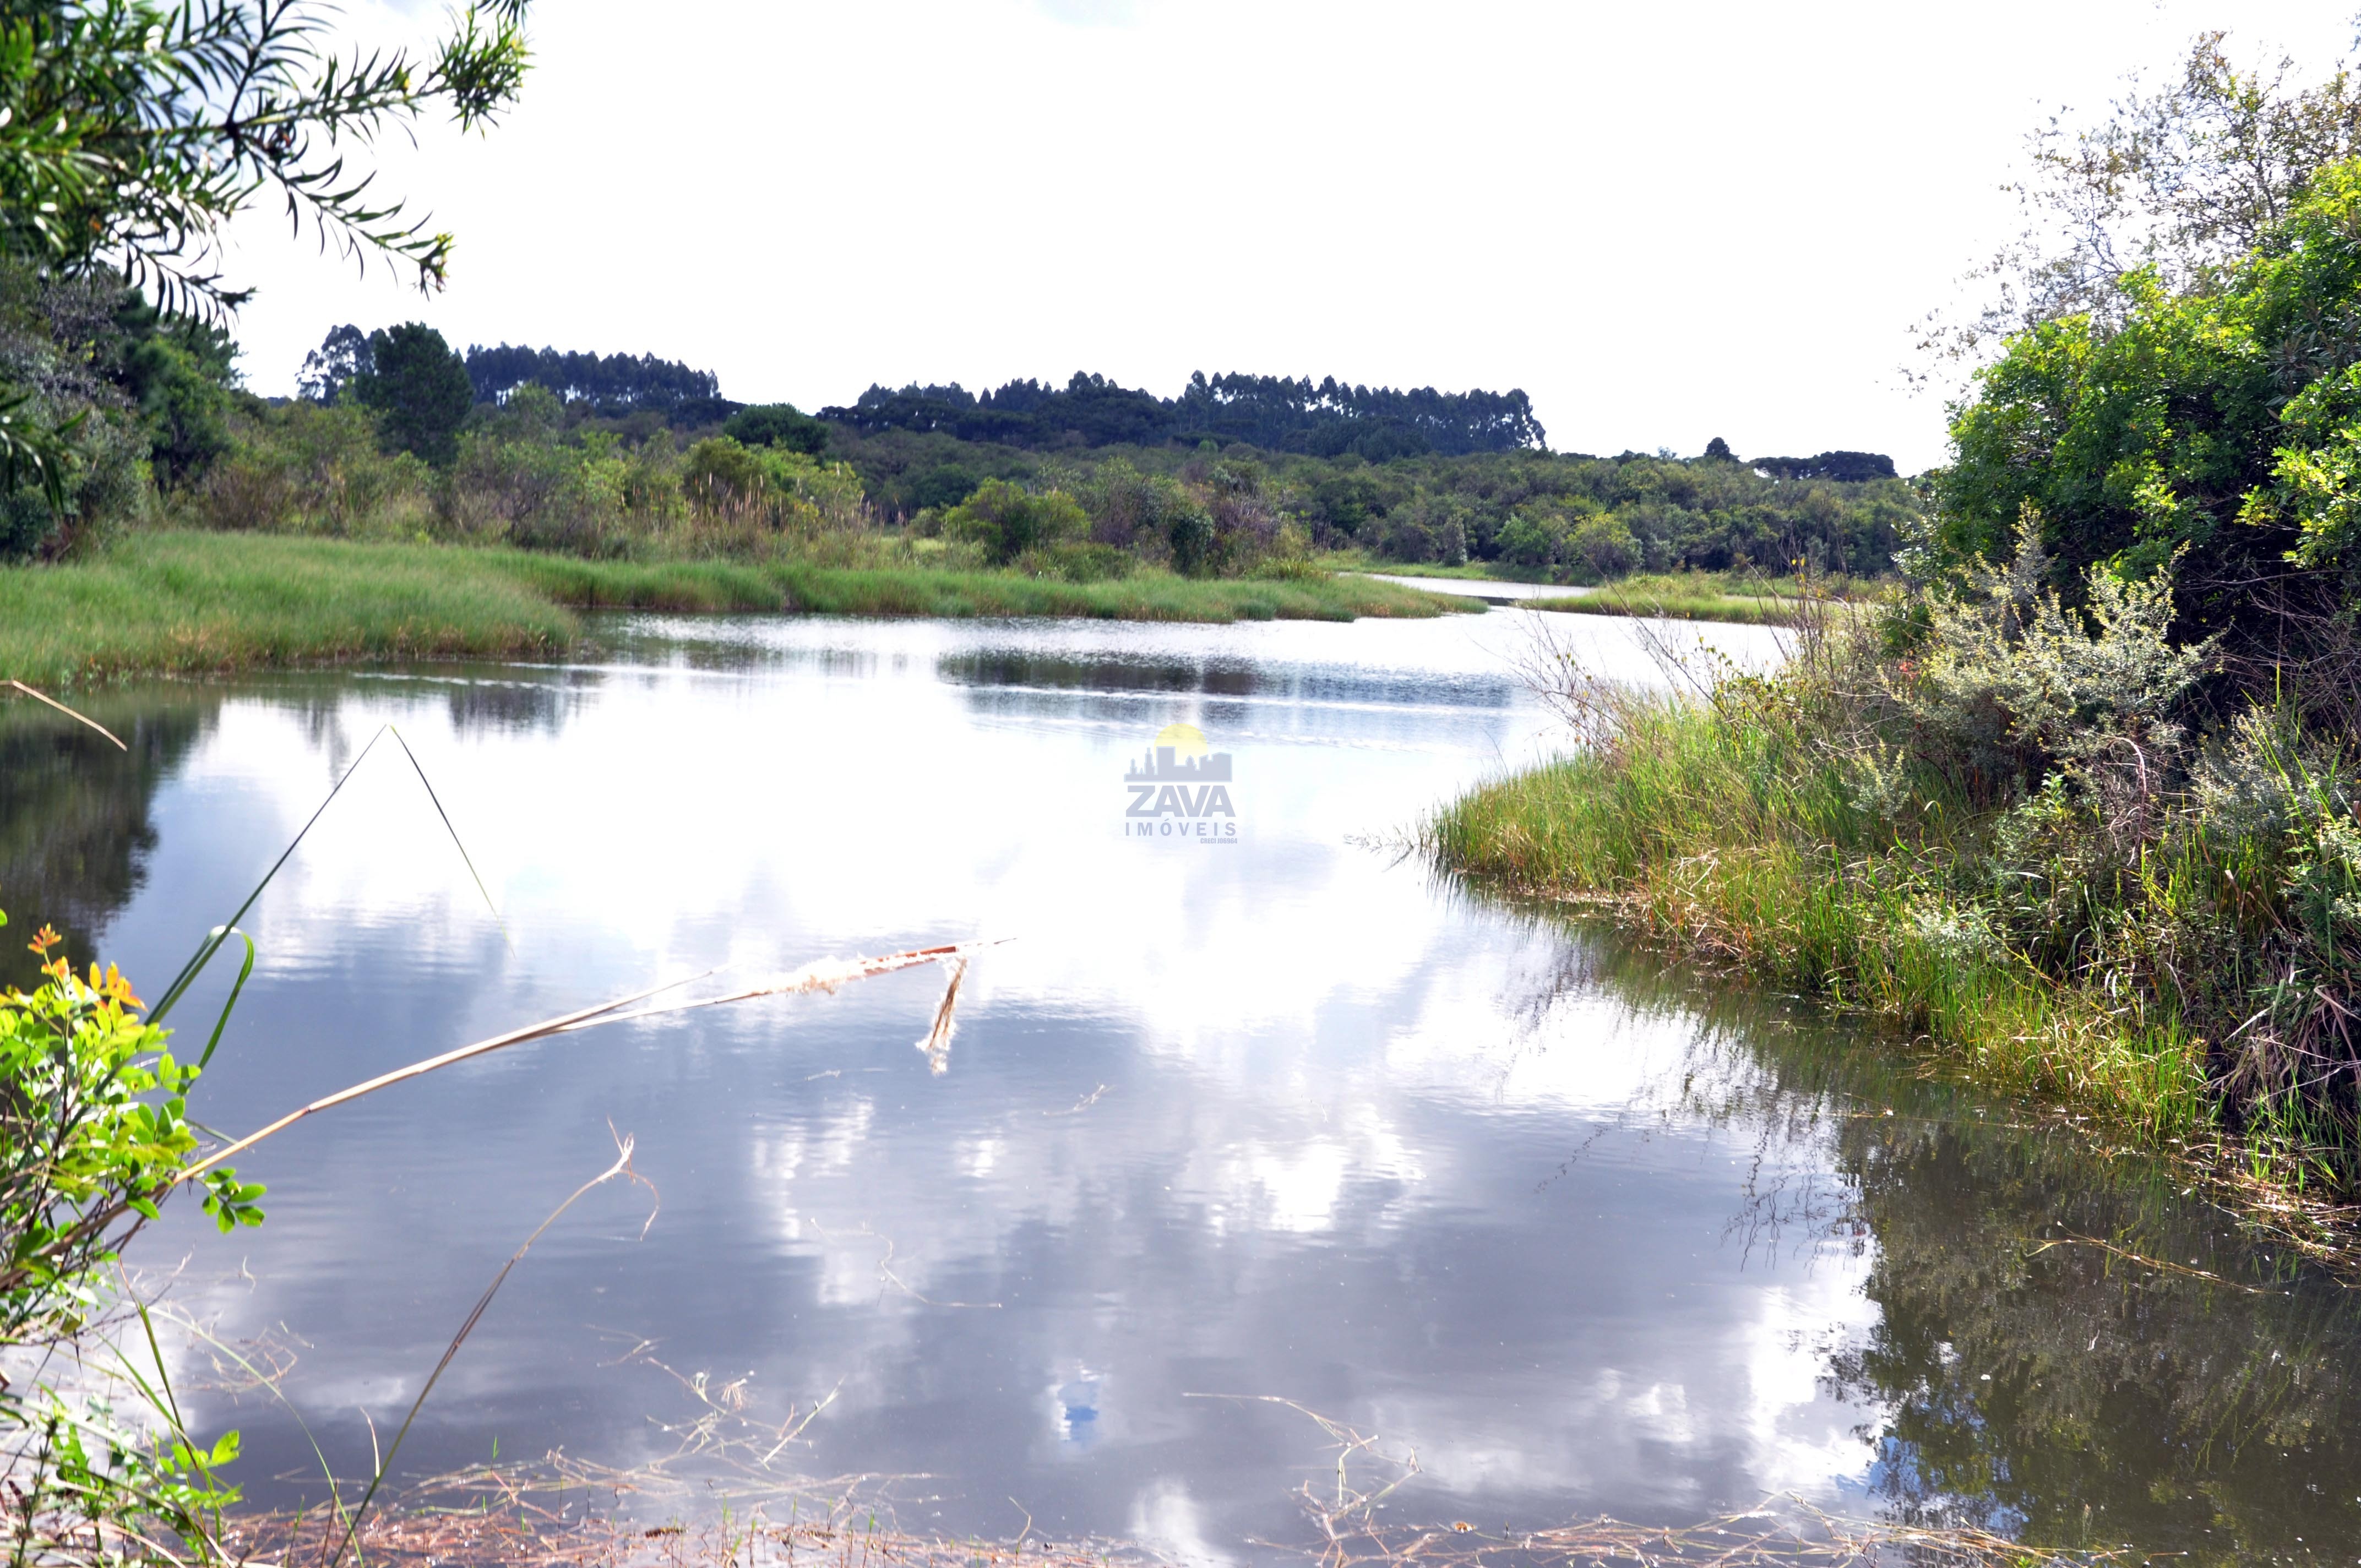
[
  {"left": 188, "top": 331, "right": 1910, "bottom": 584},
  {"left": 820, "top": 371, "right": 1547, "bottom": 459}
]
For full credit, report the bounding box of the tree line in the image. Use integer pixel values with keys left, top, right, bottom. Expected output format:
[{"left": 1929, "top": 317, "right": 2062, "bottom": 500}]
[{"left": 819, "top": 371, "right": 1549, "bottom": 458}]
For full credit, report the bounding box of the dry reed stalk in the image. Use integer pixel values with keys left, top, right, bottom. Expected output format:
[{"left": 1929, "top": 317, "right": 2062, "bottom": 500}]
[
  {"left": 174, "top": 940, "right": 999, "bottom": 1190},
  {"left": 142, "top": 941, "right": 995, "bottom": 1568},
  {"left": 318, "top": 1135, "right": 660, "bottom": 1568},
  {"left": 1179, "top": 1396, "right": 2132, "bottom": 1568},
  {"left": 3, "top": 678, "right": 127, "bottom": 749},
  {"left": 210, "top": 1378, "right": 2126, "bottom": 1568},
  {"left": 913, "top": 959, "right": 967, "bottom": 1076}
]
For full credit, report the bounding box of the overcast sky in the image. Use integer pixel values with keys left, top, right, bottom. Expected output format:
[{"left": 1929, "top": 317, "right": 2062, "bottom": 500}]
[{"left": 216, "top": 0, "right": 2355, "bottom": 472}]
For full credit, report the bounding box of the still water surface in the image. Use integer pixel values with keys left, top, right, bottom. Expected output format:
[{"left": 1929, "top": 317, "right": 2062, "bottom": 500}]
[{"left": 6, "top": 611, "right": 2361, "bottom": 1562}]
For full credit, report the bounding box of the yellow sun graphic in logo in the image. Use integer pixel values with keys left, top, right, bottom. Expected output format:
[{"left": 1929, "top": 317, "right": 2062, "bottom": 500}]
[{"left": 1154, "top": 722, "right": 1209, "bottom": 758}]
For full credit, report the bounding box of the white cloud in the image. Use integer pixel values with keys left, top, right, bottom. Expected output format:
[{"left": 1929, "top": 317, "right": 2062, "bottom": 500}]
[
  {"left": 1035, "top": 0, "right": 1141, "bottom": 25},
  {"left": 210, "top": 0, "right": 2357, "bottom": 472}
]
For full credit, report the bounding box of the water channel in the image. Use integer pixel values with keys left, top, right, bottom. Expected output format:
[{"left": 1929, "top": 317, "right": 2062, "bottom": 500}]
[{"left": 3, "top": 609, "right": 2356, "bottom": 1563}]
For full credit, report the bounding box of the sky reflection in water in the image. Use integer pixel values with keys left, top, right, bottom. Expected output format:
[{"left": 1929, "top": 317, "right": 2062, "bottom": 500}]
[{"left": 20, "top": 611, "right": 2357, "bottom": 1561}]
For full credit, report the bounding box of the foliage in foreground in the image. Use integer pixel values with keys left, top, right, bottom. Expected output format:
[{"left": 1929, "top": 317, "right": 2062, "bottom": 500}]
[
  {"left": 1, "top": 907, "right": 264, "bottom": 1568},
  {"left": 1438, "top": 106, "right": 2361, "bottom": 1189},
  {"left": 1938, "top": 155, "right": 2361, "bottom": 723},
  {"left": 0, "top": 0, "right": 536, "bottom": 538}
]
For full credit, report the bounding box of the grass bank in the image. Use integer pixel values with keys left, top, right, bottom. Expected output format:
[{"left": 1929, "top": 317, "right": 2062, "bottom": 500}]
[
  {"left": 1345, "top": 562, "right": 1889, "bottom": 623},
  {"left": 1349, "top": 556, "right": 1570, "bottom": 585},
  {"left": 1428, "top": 584, "right": 2361, "bottom": 1224},
  {"left": 1430, "top": 710, "right": 2213, "bottom": 1150},
  {"left": 0, "top": 532, "right": 1473, "bottom": 684},
  {"left": 1527, "top": 570, "right": 1881, "bottom": 625}
]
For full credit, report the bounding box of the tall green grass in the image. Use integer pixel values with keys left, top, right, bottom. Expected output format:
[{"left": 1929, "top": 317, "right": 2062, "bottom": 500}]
[
  {"left": 0, "top": 532, "right": 583, "bottom": 685},
  {"left": 763, "top": 560, "right": 1464, "bottom": 621},
  {"left": 1527, "top": 571, "right": 1883, "bottom": 626},
  {"left": 1349, "top": 556, "right": 1570, "bottom": 585},
  {"left": 1430, "top": 700, "right": 2217, "bottom": 1151},
  {"left": 0, "top": 532, "right": 1475, "bottom": 684}
]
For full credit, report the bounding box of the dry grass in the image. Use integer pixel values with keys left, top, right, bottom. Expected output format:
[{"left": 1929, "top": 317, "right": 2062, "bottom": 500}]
[
  {"left": 1295, "top": 1507, "right": 2132, "bottom": 1567},
  {"left": 195, "top": 1347, "right": 2131, "bottom": 1568},
  {"left": 225, "top": 1496, "right": 1143, "bottom": 1568},
  {"left": 215, "top": 1476, "right": 2134, "bottom": 1568}
]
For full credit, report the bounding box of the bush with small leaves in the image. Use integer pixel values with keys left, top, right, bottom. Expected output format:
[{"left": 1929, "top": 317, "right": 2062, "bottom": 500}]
[
  {"left": 1899, "top": 512, "right": 2216, "bottom": 804},
  {"left": 1, "top": 908, "right": 263, "bottom": 1352}
]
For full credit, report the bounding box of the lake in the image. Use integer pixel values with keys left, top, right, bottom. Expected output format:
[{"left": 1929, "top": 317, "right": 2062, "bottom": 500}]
[{"left": 4, "top": 609, "right": 2358, "bottom": 1563}]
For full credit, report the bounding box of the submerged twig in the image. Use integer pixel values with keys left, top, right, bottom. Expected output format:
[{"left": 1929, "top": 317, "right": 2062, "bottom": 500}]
[
  {"left": 2026, "top": 1231, "right": 2288, "bottom": 1295},
  {"left": 3, "top": 678, "right": 127, "bottom": 749}
]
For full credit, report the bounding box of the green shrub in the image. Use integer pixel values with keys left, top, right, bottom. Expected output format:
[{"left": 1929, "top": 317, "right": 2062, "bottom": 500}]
[
  {"left": 722, "top": 402, "right": 829, "bottom": 456},
  {"left": 1379, "top": 496, "right": 1470, "bottom": 566},
  {"left": 1167, "top": 505, "right": 1214, "bottom": 575},
  {"left": 1, "top": 914, "right": 262, "bottom": 1349},
  {"left": 943, "top": 478, "right": 1087, "bottom": 565},
  {"left": 188, "top": 401, "right": 433, "bottom": 536},
  {"left": 683, "top": 434, "right": 768, "bottom": 511},
  {"left": 907, "top": 464, "right": 981, "bottom": 511},
  {"left": 1900, "top": 516, "right": 2215, "bottom": 800},
  {"left": 1011, "top": 541, "right": 1136, "bottom": 582},
  {"left": 1495, "top": 511, "right": 1565, "bottom": 568},
  {"left": 1568, "top": 514, "right": 1640, "bottom": 579}
]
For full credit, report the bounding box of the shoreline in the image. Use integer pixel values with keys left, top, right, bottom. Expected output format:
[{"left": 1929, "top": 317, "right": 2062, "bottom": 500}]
[
  {"left": 1427, "top": 741, "right": 2361, "bottom": 1255},
  {"left": 0, "top": 532, "right": 1478, "bottom": 686}
]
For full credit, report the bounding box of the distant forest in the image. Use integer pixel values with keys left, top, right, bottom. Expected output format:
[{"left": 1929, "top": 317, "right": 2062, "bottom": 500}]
[
  {"left": 366, "top": 340, "right": 1894, "bottom": 482},
  {"left": 463, "top": 342, "right": 728, "bottom": 418},
  {"left": 278, "top": 325, "right": 1913, "bottom": 577},
  {"left": 819, "top": 373, "right": 1547, "bottom": 459}
]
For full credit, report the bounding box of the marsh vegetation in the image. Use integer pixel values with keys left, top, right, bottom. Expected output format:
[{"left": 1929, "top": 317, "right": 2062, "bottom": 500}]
[{"left": 1434, "top": 40, "right": 2361, "bottom": 1201}]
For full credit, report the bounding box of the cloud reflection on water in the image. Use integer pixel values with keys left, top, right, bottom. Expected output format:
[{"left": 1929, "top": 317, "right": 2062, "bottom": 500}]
[{"left": 77, "top": 612, "right": 1889, "bottom": 1549}]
